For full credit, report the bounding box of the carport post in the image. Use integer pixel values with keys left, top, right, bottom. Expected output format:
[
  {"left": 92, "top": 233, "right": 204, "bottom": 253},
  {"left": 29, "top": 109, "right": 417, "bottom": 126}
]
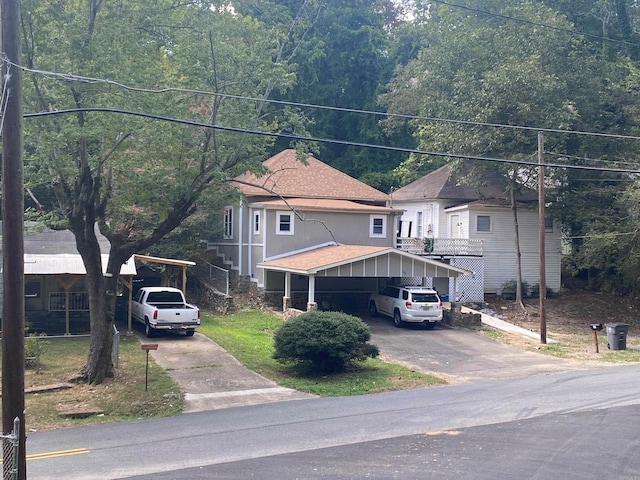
[
  {"left": 283, "top": 272, "right": 292, "bottom": 311},
  {"left": 307, "top": 274, "right": 317, "bottom": 311}
]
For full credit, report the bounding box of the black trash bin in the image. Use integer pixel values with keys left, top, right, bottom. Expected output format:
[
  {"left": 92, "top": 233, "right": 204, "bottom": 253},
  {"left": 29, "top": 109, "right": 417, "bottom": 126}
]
[{"left": 606, "top": 322, "right": 630, "bottom": 350}]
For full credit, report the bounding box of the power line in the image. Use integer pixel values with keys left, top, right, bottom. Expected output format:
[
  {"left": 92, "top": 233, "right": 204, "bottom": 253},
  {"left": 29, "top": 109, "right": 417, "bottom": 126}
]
[
  {"left": 25, "top": 107, "right": 640, "bottom": 174},
  {"left": 430, "top": 0, "right": 640, "bottom": 49},
  {"left": 6, "top": 55, "right": 640, "bottom": 143}
]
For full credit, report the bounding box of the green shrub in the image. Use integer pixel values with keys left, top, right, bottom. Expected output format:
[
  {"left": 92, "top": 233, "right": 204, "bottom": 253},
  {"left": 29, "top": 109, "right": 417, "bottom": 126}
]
[
  {"left": 24, "top": 333, "right": 48, "bottom": 370},
  {"left": 273, "top": 311, "right": 379, "bottom": 374},
  {"left": 499, "top": 280, "right": 530, "bottom": 300},
  {"left": 529, "top": 283, "right": 555, "bottom": 299}
]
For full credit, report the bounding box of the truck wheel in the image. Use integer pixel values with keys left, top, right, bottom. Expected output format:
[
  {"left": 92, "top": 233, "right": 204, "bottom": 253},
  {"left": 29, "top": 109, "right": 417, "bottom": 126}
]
[
  {"left": 185, "top": 329, "right": 195, "bottom": 337},
  {"left": 393, "top": 310, "right": 404, "bottom": 328},
  {"left": 369, "top": 301, "right": 378, "bottom": 318},
  {"left": 145, "top": 320, "right": 155, "bottom": 338}
]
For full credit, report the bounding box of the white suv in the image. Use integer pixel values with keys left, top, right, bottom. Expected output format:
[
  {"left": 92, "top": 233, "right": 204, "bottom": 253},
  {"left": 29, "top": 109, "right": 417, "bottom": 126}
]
[{"left": 369, "top": 286, "right": 443, "bottom": 328}]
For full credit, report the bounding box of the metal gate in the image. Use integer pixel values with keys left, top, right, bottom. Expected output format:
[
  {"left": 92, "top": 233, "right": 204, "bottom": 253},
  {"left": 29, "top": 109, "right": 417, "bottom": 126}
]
[{"left": 1, "top": 417, "right": 19, "bottom": 480}]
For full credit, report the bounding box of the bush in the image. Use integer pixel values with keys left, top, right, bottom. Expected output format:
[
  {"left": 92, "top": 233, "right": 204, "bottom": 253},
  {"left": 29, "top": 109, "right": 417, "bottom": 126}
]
[
  {"left": 273, "top": 311, "right": 379, "bottom": 374},
  {"left": 529, "top": 283, "right": 555, "bottom": 299},
  {"left": 24, "top": 333, "right": 48, "bottom": 370},
  {"left": 499, "top": 280, "right": 530, "bottom": 301}
]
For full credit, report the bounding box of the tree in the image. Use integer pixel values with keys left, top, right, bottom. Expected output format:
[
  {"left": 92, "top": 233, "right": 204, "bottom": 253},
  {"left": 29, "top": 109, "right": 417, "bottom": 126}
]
[
  {"left": 234, "top": 0, "right": 411, "bottom": 181},
  {"left": 21, "top": 0, "right": 307, "bottom": 383},
  {"left": 378, "top": 0, "right": 627, "bottom": 304}
]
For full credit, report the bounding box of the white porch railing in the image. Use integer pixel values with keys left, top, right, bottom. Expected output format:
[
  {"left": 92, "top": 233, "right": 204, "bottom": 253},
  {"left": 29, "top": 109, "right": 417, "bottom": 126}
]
[
  {"left": 396, "top": 237, "right": 483, "bottom": 256},
  {"left": 49, "top": 292, "right": 90, "bottom": 312}
]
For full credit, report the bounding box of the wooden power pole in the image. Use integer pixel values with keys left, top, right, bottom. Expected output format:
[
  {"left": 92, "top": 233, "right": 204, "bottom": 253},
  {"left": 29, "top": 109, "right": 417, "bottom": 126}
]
[
  {"left": 538, "top": 132, "right": 547, "bottom": 345},
  {"left": 1, "top": 0, "right": 27, "bottom": 478}
]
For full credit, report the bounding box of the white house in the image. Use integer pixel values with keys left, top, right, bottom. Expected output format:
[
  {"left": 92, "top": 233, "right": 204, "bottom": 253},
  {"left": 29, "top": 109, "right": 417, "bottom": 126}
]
[{"left": 391, "top": 162, "right": 562, "bottom": 302}]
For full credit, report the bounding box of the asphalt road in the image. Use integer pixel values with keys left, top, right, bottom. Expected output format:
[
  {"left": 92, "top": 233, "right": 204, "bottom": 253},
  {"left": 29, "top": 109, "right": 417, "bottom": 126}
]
[{"left": 25, "top": 363, "right": 640, "bottom": 479}]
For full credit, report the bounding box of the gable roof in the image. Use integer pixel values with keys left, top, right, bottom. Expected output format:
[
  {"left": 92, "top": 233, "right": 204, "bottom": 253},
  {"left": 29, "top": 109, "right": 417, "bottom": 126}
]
[
  {"left": 233, "top": 149, "right": 389, "bottom": 203},
  {"left": 392, "top": 161, "right": 537, "bottom": 203},
  {"left": 257, "top": 244, "right": 469, "bottom": 278},
  {"left": 249, "top": 198, "right": 402, "bottom": 214}
]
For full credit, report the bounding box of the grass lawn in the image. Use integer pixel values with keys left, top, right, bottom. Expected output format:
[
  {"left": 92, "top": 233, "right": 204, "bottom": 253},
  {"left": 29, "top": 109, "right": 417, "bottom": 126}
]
[
  {"left": 2, "top": 335, "right": 182, "bottom": 432},
  {"left": 2, "top": 308, "right": 444, "bottom": 432},
  {"left": 198, "top": 309, "right": 446, "bottom": 396}
]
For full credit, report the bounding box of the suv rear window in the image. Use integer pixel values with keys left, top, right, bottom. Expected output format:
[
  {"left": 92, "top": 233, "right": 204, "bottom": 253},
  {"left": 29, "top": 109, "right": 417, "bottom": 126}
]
[{"left": 410, "top": 292, "right": 439, "bottom": 303}]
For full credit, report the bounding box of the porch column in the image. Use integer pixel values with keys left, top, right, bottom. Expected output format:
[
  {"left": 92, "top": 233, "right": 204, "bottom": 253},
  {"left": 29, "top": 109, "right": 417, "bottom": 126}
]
[
  {"left": 283, "top": 271, "right": 292, "bottom": 311},
  {"left": 307, "top": 274, "right": 317, "bottom": 311},
  {"left": 119, "top": 275, "right": 134, "bottom": 334}
]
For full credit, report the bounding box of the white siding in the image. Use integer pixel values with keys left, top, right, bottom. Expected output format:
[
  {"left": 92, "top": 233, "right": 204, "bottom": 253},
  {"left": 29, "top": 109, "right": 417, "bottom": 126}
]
[
  {"left": 469, "top": 206, "right": 561, "bottom": 293},
  {"left": 393, "top": 201, "right": 440, "bottom": 238}
]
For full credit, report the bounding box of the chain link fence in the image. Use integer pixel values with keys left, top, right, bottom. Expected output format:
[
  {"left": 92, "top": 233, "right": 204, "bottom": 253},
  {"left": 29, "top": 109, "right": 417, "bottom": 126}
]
[{"left": 1, "top": 417, "right": 20, "bottom": 480}]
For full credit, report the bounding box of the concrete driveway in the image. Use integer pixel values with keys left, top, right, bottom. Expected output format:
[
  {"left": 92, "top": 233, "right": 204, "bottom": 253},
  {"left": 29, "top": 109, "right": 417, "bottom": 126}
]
[{"left": 363, "top": 315, "right": 588, "bottom": 383}]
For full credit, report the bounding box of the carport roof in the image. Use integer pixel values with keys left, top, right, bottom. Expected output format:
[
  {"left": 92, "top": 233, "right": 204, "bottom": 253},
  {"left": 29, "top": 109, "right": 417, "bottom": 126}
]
[{"left": 257, "top": 244, "right": 469, "bottom": 278}]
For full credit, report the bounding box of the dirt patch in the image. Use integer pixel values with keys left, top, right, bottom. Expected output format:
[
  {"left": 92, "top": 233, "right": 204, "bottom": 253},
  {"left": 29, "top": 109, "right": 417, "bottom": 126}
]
[
  {"left": 472, "top": 282, "right": 640, "bottom": 361},
  {"left": 479, "top": 288, "right": 639, "bottom": 334}
]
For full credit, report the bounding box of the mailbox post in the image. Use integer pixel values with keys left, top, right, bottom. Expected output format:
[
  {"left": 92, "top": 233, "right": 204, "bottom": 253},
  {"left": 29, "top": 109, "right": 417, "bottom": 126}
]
[
  {"left": 590, "top": 323, "right": 603, "bottom": 353},
  {"left": 141, "top": 344, "right": 159, "bottom": 391}
]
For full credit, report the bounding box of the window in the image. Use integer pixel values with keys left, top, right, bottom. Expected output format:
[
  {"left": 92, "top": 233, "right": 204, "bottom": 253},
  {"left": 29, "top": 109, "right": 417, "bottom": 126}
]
[
  {"left": 545, "top": 216, "right": 554, "bottom": 233},
  {"left": 277, "top": 211, "right": 294, "bottom": 235},
  {"left": 25, "top": 281, "right": 41, "bottom": 298},
  {"left": 253, "top": 211, "right": 261, "bottom": 235},
  {"left": 476, "top": 215, "right": 491, "bottom": 233},
  {"left": 223, "top": 206, "right": 233, "bottom": 239},
  {"left": 416, "top": 211, "right": 423, "bottom": 238},
  {"left": 370, "top": 215, "right": 386, "bottom": 238}
]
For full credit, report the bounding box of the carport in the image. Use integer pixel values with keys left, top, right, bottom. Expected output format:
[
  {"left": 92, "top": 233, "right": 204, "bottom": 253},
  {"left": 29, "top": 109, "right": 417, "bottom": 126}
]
[{"left": 257, "top": 244, "right": 469, "bottom": 312}]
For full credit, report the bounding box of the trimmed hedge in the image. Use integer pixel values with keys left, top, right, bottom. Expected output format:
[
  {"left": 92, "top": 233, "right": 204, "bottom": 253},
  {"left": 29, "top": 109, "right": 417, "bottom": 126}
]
[{"left": 273, "top": 311, "right": 379, "bottom": 373}]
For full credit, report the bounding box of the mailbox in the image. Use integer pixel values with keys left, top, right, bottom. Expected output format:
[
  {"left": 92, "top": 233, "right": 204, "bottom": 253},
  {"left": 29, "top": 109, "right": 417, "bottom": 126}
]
[{"left": 590, "top": 323, "right": 603, "bottom": 331}]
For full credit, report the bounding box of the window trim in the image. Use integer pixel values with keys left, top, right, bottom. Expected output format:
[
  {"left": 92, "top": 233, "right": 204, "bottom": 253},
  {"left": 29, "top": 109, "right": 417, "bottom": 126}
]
[
  {"left": 276, "top": 211, "right": 294, "bottom": 235},
  {"left": 223, "top": 206, "right": 234, "bottom": 239},
  {"left": 476, "top": 215, "right": 492, "bottom": 233},
  {"left": 253, "top": 211, "right": 261, "bottom": 235},
  {"left": 370, "top": 215, "right": 387, "bottom": 238}
]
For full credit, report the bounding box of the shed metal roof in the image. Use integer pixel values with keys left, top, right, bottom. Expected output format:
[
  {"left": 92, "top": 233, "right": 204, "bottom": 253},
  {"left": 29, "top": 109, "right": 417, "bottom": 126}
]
[{"left": 23, "top": 254, "right": 137, "bottom": 275}]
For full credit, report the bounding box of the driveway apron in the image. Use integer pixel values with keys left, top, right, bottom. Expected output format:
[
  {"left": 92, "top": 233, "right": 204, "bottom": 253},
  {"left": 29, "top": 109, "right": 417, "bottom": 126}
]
[
  {"left": 136, "top": 332, "right": 315, "bottom": 413},
  {"left": 364, "top": 316, "right": 588, "bottom": 383}
]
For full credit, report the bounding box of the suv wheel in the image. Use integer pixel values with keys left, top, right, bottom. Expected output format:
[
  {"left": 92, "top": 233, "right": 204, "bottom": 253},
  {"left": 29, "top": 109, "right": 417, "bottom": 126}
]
[
  {"left": 369, "top": 301, "right": 379, "bottom": 318},
  {"left": 393, "top": 309, "right": 404, "bottom": 328}
]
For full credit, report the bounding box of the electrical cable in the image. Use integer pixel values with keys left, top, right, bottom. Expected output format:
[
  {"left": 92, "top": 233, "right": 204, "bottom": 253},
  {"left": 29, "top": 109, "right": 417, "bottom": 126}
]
[{"left": 24, "top": 107, "right": 640, "bottom": 174}]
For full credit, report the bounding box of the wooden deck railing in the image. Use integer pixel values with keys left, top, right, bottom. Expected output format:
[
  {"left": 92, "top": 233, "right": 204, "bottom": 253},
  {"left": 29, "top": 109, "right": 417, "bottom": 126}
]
[{"left": 396, "top": 237, "right": 483, "bottom": 256}]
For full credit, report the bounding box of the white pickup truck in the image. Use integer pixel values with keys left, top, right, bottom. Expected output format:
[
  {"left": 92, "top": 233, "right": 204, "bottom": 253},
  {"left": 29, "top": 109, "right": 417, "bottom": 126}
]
[{"left": 132, "top": 287, "right": 200, "bottom": 337}]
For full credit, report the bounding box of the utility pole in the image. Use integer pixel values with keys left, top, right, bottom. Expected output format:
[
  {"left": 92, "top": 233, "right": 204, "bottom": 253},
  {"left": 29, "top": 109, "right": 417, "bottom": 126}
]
[
  {"left": 538, "top": 132, "right": 547, "bottom": 345},
  {"left": 1, "top": 0, "right": 27, "bottom": 478}
]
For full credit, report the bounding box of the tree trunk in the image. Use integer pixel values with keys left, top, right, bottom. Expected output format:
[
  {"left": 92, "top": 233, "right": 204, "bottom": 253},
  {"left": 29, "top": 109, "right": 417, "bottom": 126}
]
[
  {"left": 510, "top": 173, "right": 525, "bottom": 311},
  {"left": 74, "top": 224, "right": 114, "bottom": 384}
]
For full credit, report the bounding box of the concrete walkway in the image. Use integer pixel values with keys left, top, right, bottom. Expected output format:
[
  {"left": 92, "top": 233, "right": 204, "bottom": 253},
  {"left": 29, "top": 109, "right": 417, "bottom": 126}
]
[
  {"left": 137, "top": 332, "right": 316, "bottom": 413},
  {"left": 459, "top": 305, "right": 555, "bottom": 343}
]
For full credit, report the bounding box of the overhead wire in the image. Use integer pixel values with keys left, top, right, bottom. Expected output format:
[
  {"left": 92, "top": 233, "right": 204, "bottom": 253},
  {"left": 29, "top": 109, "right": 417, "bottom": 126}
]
[
  {"left": 4, "top": 54, "right": 640, "bottom": 143},
  {"left": 24, "top": 107, "right": 640, "bottom": 174},
  {"left": 429, "top": 0, "right": 640, "bottom": 49}
]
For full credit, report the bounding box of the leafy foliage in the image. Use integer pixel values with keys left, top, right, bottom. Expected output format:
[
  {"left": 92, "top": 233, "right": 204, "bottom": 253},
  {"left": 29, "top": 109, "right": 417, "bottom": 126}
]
[{"left": 273, "top": 311, "right": 379, "bottom": 374}]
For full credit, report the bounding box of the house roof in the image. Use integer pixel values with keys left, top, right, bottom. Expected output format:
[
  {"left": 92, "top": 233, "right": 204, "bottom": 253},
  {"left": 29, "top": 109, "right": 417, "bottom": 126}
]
[
  {"left": 24, "top": 254, "right": 137, "bottom": 275},
  {"left": 17, "top": 226, "right": 137, "bottom": 275},
  {"left": 233, "top": 149, "right": 389, "bottom": 203},
  {"left": 392, "top": 161, "right": 537, "bottom": 203},
  {"left": 257, "top": 244, "right": 469, "bottom": 278},
  {"left": 249, "top": 198, "right": 402, "bottom": 214},
  {"left": 24, "top": 225, "right": 110, "bottom": 255}
]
